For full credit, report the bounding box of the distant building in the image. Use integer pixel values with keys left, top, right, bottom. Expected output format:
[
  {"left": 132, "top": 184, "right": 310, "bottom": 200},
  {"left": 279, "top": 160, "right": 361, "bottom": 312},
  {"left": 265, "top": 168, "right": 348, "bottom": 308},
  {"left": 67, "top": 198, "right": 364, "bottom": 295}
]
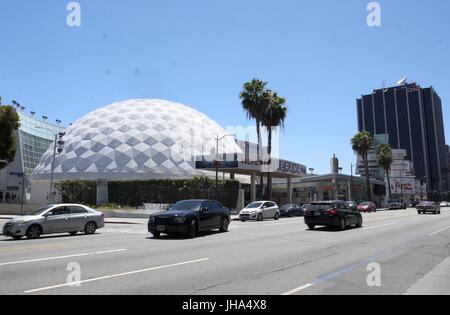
[
  {"left": 357, "top": 82, "right": 449, "bottom": 200},
  {"left": 0, "top": 109, "right": 65, "bottom": 204}
]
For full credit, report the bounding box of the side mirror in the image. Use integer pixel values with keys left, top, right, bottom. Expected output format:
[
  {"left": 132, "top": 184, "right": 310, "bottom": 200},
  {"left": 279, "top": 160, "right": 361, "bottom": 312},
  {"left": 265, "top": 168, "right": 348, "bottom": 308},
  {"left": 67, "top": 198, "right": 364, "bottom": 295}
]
[{"left": 200, "top": 207, "right": 208, "bottom": 213}]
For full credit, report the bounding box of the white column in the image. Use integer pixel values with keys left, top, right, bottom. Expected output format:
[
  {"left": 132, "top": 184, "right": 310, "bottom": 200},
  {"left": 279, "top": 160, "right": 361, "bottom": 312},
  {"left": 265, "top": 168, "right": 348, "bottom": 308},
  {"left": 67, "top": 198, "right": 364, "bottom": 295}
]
[{"left": 251, "top": 172, "right": 256, "bottom": 202}]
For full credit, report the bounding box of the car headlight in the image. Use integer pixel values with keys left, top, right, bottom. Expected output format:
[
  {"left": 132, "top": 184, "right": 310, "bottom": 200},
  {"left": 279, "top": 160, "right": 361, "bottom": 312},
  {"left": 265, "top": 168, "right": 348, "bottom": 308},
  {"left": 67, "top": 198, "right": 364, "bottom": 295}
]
[
  {"left": 173, "top": 216, "right": 187, "bottom": 224},
  {"left": 17, "top": 220, "right": 29, "bottom": 225}
]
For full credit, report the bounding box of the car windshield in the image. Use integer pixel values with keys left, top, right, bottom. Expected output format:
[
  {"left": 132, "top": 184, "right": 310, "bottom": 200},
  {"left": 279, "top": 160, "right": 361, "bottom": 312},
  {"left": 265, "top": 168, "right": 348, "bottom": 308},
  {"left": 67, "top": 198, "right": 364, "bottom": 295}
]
[
  {"left": 360, "top": 202, "right": 370, "bottom": 206},
  {"left": 419, "top": 202, "right": 433, "bottom": 206},
  {"left": 169, "top": 200, "right": 202, "bottom": 211},
  {"left": 246, "top": 202, "right": 263, "bottom": 209},
  {"left": 281, "top": 204, "right": 294, "bottom": 210},
  {"left": 29, "top": 206, "right": 53, "bottom": 216}
]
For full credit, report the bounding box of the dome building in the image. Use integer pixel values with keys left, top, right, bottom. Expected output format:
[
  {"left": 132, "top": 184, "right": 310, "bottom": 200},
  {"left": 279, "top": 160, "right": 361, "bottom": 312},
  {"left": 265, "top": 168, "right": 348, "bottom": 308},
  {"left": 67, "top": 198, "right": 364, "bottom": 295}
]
[{"left": 31, "top": 99, "right": 242, "bottom": 204}]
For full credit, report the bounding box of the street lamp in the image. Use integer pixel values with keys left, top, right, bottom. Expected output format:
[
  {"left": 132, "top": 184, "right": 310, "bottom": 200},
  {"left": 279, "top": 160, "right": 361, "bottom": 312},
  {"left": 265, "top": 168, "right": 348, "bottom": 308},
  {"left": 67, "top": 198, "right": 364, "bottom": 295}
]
[
  {"left": 36, "top": 127, "right": 65, "bottom": 204},
  {"left": 214, "top": 134, "right": 234, "bottom": 200}
]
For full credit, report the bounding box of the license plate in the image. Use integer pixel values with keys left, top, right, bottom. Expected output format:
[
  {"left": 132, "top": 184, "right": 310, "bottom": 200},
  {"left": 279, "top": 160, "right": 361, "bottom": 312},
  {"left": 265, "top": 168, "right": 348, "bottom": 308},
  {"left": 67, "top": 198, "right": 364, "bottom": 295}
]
[
  {"left": 157, "top": 225, "right": 166, "bottom": 232},
  {"left": 314, "top": 211, "right": 321, "bottom": 216}
]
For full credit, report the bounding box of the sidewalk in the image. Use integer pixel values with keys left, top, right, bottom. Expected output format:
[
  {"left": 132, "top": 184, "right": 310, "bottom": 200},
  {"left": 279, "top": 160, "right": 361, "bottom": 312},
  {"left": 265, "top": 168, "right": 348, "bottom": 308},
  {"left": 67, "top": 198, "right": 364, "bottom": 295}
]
[{"left": 405, "top": 255, "right": 450, "bottom": 295}]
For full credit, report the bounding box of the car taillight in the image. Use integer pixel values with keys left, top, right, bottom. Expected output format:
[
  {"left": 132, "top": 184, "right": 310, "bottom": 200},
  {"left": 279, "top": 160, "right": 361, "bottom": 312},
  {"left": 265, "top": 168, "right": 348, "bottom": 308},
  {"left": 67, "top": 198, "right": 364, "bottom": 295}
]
[{"left": 325, "top": 209, "right": 337, "bottom": 216}]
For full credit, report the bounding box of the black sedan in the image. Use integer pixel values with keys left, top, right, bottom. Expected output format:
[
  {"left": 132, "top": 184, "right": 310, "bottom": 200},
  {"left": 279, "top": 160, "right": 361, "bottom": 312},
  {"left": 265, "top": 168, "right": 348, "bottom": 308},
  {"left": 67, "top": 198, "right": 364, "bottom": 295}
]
[
  {"left": 304, "top": 201, "right": 363, "bottom": 231},
  {"left": 279, "top": 204, "right": 304, "bottom": 217},
  {"left": 417, "top": 201, "right": 441, "bottom": 215},
  {"left": 388, "top": 200, "right": 407, "bottom": 210},
  {"left": 148, "top": 200, "right": 230, "bottom": 238}
]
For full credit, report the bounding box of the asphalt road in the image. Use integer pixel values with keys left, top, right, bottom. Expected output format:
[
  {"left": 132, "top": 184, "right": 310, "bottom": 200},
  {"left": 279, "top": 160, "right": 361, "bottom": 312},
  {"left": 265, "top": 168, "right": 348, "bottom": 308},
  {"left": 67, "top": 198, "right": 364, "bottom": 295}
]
[{"left": 1, "top": 208, "right": 450, "bottom": 295}]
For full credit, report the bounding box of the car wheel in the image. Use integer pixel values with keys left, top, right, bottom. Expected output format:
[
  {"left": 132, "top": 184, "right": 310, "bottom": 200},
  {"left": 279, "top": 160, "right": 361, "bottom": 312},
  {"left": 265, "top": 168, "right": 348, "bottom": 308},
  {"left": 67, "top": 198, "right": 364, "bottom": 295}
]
[
  {"left": 240, "top": 219, "right": 246, "bottom": 222},
  {"left": 219, "top": 217, "right": 229, "bottom": 233},
  {"left": 84, "top": 222, "right": 97, "bottom": 235},
  {"left": 288, "top": 212, "right": 293, "bottom": 218},
  {"left": 26, "top": 225, "right": 42, "bottom": 240},
  {"left": 418, "top": 211, "right": 422, "bottom": 215},
  {"left": 69, "top": 232, "right": 78, "bottom": 236},
  {"left": 187, "top": 220, "right": 197, "bottom": 238},
  {"left": 356, "top": 216, "right": 363, "bottom": 228},
  {"left": 152, "top": 232, "right": 161, "bottom": 238},
  {"left": 274, "top": 212, "right": 280, "bottom": 221},
  {"left": 12, "top": 236, "right": 23, "bottom": 240},
  {"left": 339, "top": 218, "right": 347, "bottom": 231},
  {"left": 307, "top": 224, "right": 315, "bottom": 230},
  {"left": 257, "top": 213, "right": 264, "bottom": 222}
]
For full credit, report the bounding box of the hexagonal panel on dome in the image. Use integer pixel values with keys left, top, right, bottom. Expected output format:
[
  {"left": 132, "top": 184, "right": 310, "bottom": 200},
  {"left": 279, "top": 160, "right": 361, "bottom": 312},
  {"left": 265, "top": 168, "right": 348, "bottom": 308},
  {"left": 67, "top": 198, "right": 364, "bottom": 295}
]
[{"left": 32, "top": 99, "right": 242, "bottom": 181}]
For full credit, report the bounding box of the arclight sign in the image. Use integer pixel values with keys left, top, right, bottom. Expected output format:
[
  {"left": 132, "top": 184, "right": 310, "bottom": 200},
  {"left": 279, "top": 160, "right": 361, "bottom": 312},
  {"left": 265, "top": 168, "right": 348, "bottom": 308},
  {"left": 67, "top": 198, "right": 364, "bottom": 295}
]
[{"left": 390, "top": 178, "right": 415, "bottom": 195}]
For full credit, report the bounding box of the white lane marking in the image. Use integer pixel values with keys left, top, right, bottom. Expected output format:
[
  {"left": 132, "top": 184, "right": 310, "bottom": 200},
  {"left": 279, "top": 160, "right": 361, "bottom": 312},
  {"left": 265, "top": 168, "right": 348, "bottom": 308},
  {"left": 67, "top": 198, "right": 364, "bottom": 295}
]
[
  {"left": 0, "top": 249, "right": 127, "bottom": 267},
  {"left": 282, "top": 283, "right": 314, "bottom": 295},
  {"left": 263, "top": 222, "right": 302, "bottom": 227},
  {"left": 362, "top": 222, "right": 398, "bottom": 231},
  {"left": 428, "top": 226, "right": 450, "bottom": 237},
  {"left": 24, "top": 258, "right": 209, "bottom": 294}
]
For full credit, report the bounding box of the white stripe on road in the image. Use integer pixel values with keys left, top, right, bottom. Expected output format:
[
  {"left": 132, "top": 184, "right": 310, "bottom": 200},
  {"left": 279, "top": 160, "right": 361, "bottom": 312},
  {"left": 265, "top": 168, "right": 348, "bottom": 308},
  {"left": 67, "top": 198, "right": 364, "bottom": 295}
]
[
  {"left": 0, "top": 249, "right": 127, "bottom": 267},
  {"left": 428, "top": 226, "right": 450, "bottom": 237},
  {"left": 362, "top": 222, "right": 398, "bottom": 231},
  {"left": 24, "top": 258, "right": 209, "bottom": 294},
  {"left": 281, "top": 283, "right": 314, "bottom": 295}
]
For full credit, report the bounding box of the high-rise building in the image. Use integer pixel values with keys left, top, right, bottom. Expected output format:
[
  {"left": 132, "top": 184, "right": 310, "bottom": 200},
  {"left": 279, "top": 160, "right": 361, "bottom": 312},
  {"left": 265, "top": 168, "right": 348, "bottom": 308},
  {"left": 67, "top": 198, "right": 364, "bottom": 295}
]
[
  {"left": 356, "top": 82, "right": 448, "bottom": 200},
  {"left": 0, "top": 108, "right": 65, "bottom": 203}
]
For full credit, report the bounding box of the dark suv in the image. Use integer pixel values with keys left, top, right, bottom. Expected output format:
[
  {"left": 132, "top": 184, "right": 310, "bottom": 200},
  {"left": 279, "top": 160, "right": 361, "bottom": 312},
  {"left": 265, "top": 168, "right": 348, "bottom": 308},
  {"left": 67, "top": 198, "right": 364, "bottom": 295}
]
[
  {"left": 304, "top": 200, "right": 363, "bottom": 231},
  {"left": 148, "top": 200, "right": 230, "bottom": 238}
]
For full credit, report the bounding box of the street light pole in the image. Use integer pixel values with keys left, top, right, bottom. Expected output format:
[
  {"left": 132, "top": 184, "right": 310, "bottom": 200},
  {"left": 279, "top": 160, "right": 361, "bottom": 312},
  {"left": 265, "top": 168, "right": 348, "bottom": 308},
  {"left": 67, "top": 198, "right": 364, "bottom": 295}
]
[{"left": 49, "top": 133, "right": 58, "bottom": 204}]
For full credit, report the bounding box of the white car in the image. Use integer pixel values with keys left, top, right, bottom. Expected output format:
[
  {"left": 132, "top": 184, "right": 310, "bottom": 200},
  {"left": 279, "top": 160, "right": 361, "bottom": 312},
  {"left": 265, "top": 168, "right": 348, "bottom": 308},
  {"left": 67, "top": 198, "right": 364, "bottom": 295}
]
[
  {"left": 440, "top": 201, "right": 449, "bottom": 208},
  {"left": 239, "top": 201, "right": 280, "bottom": 222}
]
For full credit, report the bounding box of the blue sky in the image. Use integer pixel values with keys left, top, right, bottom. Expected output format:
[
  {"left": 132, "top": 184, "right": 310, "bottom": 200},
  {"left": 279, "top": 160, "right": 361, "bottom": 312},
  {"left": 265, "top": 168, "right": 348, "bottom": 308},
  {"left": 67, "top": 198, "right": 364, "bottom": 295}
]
[{"left": 1, "top": 0, "right": 449, "bottom": 174}]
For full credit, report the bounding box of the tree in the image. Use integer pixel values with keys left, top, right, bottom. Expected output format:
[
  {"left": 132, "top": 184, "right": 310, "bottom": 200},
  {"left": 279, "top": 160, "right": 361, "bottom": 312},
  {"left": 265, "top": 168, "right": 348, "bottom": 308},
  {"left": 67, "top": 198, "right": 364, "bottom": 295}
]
[
  {"left": 240, "top": 79, "right": 269, "bottom": 199},
  {"left": 0, "top": 105, "right": 20, "bottom": 170},
  {"left": 352, "top": 131, "right": 374, "bottom": 201},
  {"left": 377, "top": 143, "right": 393, "bottom": 200},
  {"left": 261, "top": 91, "right": 287, "bottom": 199}
]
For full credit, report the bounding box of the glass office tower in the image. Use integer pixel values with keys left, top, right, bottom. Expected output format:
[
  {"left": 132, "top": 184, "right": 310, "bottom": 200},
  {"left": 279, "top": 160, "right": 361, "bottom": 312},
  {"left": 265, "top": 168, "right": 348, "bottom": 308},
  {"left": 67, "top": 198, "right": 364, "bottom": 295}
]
[
  {"left": 356, "top": 83, "right": 449, "bottom": 200},
  {"left": 0, "top": 110, "right": 65, "bottom": 203}
]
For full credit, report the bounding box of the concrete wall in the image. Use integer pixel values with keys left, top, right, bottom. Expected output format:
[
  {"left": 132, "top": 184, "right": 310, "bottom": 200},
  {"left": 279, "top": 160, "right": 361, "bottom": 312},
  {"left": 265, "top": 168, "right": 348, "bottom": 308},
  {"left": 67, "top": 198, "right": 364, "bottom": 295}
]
[{"left": 0, "top": 203, "right": 44, "bottom": 215}]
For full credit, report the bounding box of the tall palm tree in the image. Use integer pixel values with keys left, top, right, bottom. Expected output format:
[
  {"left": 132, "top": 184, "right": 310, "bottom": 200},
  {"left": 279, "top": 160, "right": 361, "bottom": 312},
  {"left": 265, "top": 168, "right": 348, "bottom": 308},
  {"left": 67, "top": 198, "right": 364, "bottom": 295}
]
[
  {"left": 377, "top": 144, "right": 393, "bottom": 200},
  {"left": 240, "top": 79, "right": 269, "bottom": 199},
  {"left": 262, "top": 91, "right": 287, "bottom": 199},
  {"left": 352, "top": 131, "right": 374, "bottom": 201}
]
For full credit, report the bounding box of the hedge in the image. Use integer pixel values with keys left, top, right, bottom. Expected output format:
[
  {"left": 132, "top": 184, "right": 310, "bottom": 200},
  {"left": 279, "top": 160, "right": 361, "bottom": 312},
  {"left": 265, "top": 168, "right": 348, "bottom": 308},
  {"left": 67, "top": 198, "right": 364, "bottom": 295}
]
[{"left": 56, "top": 177, "right": 240, "bottom": 209}]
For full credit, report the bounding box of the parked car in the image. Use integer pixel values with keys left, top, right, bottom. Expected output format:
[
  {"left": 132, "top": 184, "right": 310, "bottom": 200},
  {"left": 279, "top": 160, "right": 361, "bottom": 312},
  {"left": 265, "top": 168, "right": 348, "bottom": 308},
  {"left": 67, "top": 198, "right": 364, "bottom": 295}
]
[
  {"left": 148, "top": 200, "right": 230, "bottom": 238},
  {"left": 357, "top": 202, "right": 377, "bottom": 213},
  {"left": 2, "top": 204, "right": 105, "bottom": 240},
  {"left": 439, "top": 201, "right": 449, "bottom": 208},
  {"left": 417, "top": 201, "right": 441, "bottom": 215},
  {"left": 304, "top": 200, "right": 363, "bottom": 231},
  {"left": 410, "top": 200, "right": 421, "bottom": 208},
  {"left": 279, "top": 204, "right": 303, "bottom": 217},
  {"left": 239, "top": 201, "right": 280, "bottom": 222},
  {"left": 388, "top": 200, "right": 407, "bottom": 210},
  {"left": 346, "top": 201, "right": 358, "bottom": 210}
]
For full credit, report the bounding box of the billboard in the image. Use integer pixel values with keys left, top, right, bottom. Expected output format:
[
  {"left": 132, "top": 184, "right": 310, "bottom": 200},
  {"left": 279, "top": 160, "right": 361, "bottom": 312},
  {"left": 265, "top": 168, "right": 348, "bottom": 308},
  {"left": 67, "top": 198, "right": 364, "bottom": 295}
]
[{"left": 390, "top": 178, "right": 415, "bottom": 195}]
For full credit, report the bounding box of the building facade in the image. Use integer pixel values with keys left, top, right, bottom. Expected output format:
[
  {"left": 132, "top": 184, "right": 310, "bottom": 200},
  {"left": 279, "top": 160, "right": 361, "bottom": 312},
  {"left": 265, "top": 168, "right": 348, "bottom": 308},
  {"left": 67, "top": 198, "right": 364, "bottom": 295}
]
[
  {"left": 356, "top": 83, "right": 449, "bottom": 200},
  {"left": 0, "top": 110, "right": 65, "bottom": 203}
]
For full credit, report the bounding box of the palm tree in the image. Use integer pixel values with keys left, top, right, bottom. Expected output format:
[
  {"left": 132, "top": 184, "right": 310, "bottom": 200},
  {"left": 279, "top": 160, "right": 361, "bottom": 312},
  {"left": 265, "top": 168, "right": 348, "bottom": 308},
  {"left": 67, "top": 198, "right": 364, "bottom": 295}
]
[
  {"left": 240, "top": 79, "right": 269, "bottom": 199},
  {"left": 352, "top": 131, "right": 374, "bottom": 201},
  {"left": 261, "top": 91, "right": 287, "bottom": 199},
  {"left": 377, "top": 144, "right": 393, "bottom": 200}
]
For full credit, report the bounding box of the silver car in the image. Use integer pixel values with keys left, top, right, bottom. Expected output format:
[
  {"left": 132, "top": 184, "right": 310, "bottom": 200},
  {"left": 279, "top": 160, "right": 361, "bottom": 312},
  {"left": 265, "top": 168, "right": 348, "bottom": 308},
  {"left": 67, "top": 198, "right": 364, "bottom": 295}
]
[
  {"left": 239, "top": 201, "right": 280, "bottom": 222},
  {"left": 2, "top": 204, "right": 105, "bottom": 240}
]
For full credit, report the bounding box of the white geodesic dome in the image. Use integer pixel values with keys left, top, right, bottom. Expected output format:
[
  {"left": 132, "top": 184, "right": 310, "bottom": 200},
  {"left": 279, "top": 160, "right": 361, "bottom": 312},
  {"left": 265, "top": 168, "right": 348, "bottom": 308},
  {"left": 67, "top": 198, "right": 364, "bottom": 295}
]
[{"left": 32, "top": 99, "right": 242, "bottom": 181}]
